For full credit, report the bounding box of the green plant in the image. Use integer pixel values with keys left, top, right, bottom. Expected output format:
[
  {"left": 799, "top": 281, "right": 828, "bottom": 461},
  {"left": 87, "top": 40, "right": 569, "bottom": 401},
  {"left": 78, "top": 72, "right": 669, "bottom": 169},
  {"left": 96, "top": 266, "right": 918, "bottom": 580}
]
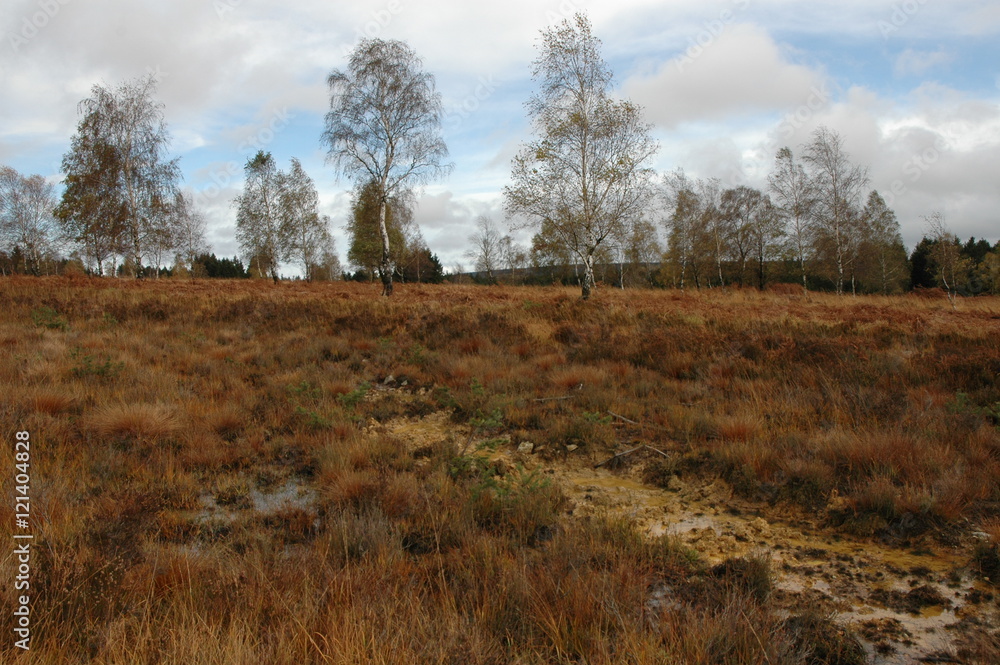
[
  {"left": 339, "top": 382, "right": 370, "bottom": 409},
  {"left": 582, "top": 410, "right": 612, "bottom": 425},
  {"left": 475, "top": 437, "right": 507, "bottom": 453},
  {"left": 32, "top": 305, "right": 68, "bottom": 330},
  {"left": 294, "top": 405, "right": 331, "bottom": 431},
  {"left": 288, "top": 380, "right": 322, "bottom": 401},
  {"left": 470, "top": 408, "right": 504, "bottom": 431},
  {"left": 70, "top": 348, "right": 124, "bottom": 378}
]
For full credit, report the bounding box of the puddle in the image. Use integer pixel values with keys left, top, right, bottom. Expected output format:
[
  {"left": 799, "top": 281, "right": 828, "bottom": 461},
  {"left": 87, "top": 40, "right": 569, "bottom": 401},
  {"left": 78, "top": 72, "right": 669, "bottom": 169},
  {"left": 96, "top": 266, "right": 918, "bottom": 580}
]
[
  {"left": 250, "top": 480, "right": 315, "bottom": 513},
  {"left": 194, "top": 478, "right": 316, "bottom": 525}
]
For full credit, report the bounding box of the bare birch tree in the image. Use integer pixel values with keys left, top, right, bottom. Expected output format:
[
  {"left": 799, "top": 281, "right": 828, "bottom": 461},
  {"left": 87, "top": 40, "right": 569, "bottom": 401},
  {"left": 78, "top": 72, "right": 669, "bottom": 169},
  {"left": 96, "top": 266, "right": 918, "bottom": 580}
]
[
  {"left": 323, "top": 38, "right": 451, "bottom": 296},
  {"left": 666, "top": 188, "right": 700, "bottom": 290},
  {"left": 504, "top": 13, "right": 658, "bottom": 299},
  {"left": 925, "top": 212, "right": 968, "bottom": 309},
  {"left": 768, "top": 147, "right": 816, "bottom": 294},
  {"left": 802, "top": 127, "right": 868, "bottom": 295},
  {"left": 0, "top": 167, "right": 59, "bottom": 275},
  {"left": 720, "top": 186, "right": 767, "bottom": 287},
  {"left": 172, "top": 192, "right": 208, "bottom": 274},
  {"left": 499, "top": 235, "right": 528, "bottom": 284},
  {"left": 747, "top": 195, "right": 782, "bottom": 290},
  {"left": 466, "top": 216, "right": 504, "bottom": 284}
]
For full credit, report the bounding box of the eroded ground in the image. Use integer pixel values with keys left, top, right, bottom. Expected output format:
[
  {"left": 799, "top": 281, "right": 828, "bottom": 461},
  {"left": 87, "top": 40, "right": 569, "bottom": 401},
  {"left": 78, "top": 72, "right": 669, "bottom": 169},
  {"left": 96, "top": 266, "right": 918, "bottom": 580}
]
[
  {"left": 376, "top": 405, "right": 1000, "bottom": 664},
  {"left": 185, "top": 396, "right": 1000, "bottom": 664}
]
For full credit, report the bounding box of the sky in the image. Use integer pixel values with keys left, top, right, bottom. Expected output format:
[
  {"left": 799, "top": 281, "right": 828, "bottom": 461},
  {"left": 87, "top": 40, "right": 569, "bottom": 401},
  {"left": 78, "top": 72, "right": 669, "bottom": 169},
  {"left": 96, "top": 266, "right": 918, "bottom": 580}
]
[{"left": 1, "top": 0, "right": 998, "bottom": 274}]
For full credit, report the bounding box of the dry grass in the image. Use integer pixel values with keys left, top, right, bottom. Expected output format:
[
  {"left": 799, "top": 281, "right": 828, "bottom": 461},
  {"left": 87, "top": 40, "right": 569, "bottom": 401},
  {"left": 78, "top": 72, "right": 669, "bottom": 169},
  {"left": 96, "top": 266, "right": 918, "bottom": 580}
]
[
  {"left": 2, "top": 275, "right": 1000, "bottom": 662},
  {"left": 90, "top": 403, "right": 182, "bottom": 442}
]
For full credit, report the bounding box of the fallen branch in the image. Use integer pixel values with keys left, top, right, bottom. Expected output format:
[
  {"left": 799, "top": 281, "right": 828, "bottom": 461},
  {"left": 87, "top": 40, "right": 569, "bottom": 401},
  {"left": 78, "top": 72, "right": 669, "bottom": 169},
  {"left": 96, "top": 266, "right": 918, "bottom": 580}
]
[
  {"left": 532, "top": 395, "right": 575, "bottom": 403},
  {"left": 607, "top": 411, "right": 640, "bottom": 426},
  {"left": 606, "top": 410, "right": 673, "bottom": 433},
  {"left": 594, "top": 444, "right": 669, "bottom": 469}
]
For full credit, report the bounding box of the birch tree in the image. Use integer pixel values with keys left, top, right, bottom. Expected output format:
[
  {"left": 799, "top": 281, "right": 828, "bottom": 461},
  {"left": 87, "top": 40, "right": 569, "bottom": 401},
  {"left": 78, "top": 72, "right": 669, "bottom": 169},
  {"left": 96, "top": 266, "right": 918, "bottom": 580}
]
[
  {"left": 279, "top": 158, "right": 332, "bottom": 281},
  {"left": 57, "top": 74, "right": 180, "bottom": 277},
  {"left": 55, "top": 118, "right": 124, "bottom": 275},
  {"left": 0, "top": 167, "right": 59, "bottom": 275},
  {"left": 234, "top": 151, "right": 283, "bottom": 283},
  {"left": 925, "top": 212, "right": 968, "bottom": 308},
  {"left": 499, "top": 235, "right": 528, "bottom": 284},
  {"left": 859, "top": 190, "right": 907, "bottom": 294},
  {"left": 347, "top": 179, "right": 412, "bottom": 280},
  {"left": 802, "top": 127, "right": 869, "bottom": 295},
  {"left": 323, "top": 38, "right": 450, "bottom": 296},
  {"left": 466, "top": 216, "right": 503, "bottom": 284},
  {"left": 666, "top": 188, "right": 700, "bottom": 290},
  {"left": 504, "top": 13, "right": 658, "bottom": 299},
  {"left": 720, "top": 186, "right": 766, "bottom": 287},
  {"left": 747, "top": 195, "right": 782, "bottom": 290},
  {"left": 172, "top": 192, "right": 208, "bottom": 274},
  {"left": 768, "top": 147, "right": 816, "bottom": 294}
]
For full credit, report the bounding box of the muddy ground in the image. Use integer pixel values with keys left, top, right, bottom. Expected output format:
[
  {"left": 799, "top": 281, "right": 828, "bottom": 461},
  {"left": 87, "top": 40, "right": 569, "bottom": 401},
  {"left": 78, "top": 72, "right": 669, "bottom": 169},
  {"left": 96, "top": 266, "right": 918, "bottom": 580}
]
[
  {"left": 195, "top": 401, "right": 1000, "bottom": 663},
  {"left": 379, "top": 406, "right": 1000, "bottom": 664}
]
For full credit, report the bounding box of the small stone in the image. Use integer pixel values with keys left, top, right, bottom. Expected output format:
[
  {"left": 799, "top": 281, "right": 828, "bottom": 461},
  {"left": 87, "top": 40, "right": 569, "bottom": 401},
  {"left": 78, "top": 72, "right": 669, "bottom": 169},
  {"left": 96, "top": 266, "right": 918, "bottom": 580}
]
[
  {"left": 566, "top": 444, "right": 579, "bottom": 453},
  {"left": 517, "top": 442, "right": 534, "bottom": 454},
  {"left": 383, "top": 374, "right": 395, "bottom": 385},
  {"left": 750, "top": 517, "right": 771, "bottom": 537}
]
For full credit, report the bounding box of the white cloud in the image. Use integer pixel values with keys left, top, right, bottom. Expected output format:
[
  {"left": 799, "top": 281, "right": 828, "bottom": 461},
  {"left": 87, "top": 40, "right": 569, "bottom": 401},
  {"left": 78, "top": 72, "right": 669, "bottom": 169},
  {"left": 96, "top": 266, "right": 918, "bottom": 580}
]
[
  {"left": 2, "top": 0, "right": 999, "bottom": 266},
  {"left": 621, "top": 23, "right": 823, "bottom": 128},
  {"left": 894, "top": 48, "right": 954, "bottom": 77}
]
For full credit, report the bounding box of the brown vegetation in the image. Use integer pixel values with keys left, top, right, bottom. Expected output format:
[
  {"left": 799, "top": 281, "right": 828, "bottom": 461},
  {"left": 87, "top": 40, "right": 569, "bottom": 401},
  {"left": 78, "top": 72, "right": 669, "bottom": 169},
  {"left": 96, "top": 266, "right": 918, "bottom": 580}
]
[{"left": 2, "top": 276, "right": 1000, "bottom": 662}]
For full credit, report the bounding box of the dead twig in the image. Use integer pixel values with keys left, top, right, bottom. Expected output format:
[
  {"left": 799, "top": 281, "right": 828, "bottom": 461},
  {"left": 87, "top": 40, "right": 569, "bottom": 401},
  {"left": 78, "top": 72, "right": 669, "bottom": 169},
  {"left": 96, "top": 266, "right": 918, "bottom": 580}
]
[
  {"left": 606, "top": 410, "right": 673, "bottom": 433},
  {"left": 594, "top": 444, "right": 669, "bottom": 469},
  {"left": 607, "top": 411, "right": 640, "bottom": 426}
]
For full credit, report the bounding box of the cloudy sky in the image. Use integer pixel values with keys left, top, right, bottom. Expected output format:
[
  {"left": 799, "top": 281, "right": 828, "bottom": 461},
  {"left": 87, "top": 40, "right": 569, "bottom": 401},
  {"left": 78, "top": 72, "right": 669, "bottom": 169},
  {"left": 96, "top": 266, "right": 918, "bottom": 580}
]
[{"left": 2, "top": 0, "right": 998, "bottom": 272}]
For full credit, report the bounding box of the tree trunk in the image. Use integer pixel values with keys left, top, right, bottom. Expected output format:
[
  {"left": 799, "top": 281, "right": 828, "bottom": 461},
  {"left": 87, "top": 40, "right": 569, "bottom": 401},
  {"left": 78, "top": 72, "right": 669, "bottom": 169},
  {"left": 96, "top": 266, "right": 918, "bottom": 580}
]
[
  {"left": 835, "top": 229, "right": 845, "bottom": 295},
  {"left": 580, "top": 252, "right": 595, "bottom": 300},
  {"left": 378, "top": 195, "right": 393, "bottom": 297}
]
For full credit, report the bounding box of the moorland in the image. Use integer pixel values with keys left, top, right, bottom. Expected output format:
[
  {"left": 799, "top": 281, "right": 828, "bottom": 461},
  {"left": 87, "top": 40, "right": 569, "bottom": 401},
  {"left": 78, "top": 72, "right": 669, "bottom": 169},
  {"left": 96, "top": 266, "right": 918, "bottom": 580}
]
[{"left": 2, "top": 277, "right": 1000, "bottom": 663}]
